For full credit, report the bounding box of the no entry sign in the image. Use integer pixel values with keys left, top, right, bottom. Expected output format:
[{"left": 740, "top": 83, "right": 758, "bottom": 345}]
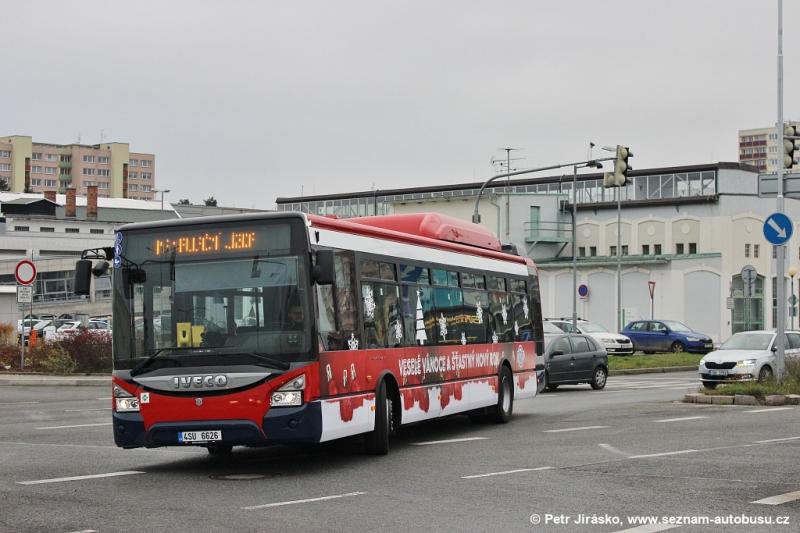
[{"left": 15, "top": 259, "right": 37, "bottom": 286}]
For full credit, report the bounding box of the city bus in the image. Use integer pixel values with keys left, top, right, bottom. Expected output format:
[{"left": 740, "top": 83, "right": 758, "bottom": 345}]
[{"left": 75, "top": 211, "right": 545, "bottom": 455}]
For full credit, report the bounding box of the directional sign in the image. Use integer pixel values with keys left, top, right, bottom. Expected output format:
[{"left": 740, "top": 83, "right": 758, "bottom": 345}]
[
  {"left": 763, "top": 212, "right": 793, "bottom": 245},
  {"left": 15, "top": 259, "right": 37, "bottom": 286}
]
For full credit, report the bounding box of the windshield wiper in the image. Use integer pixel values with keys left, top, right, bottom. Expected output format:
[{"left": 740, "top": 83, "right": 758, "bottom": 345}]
[
  {"left": 129, "top": 347, "right": 197, "bottom": 376},
  {"left": 214, "top": 351, "right": 291, "bottom": 371}
]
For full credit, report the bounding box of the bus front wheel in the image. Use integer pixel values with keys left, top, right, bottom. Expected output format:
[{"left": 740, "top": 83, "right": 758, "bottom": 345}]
[{"left": 489, "top": 366, "right": 514, "bottom": 423}]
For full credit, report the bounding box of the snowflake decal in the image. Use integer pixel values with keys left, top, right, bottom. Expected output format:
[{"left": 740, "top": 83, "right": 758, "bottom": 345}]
[
  {"left": 475, "top": 297, "right": 484, "bottom": 324},
  {"left": 491, "top": 331, "right": 499, "bottom": 344},
  {"left": 347, "top": 333, "right": 359, "bottom": 350},
  {"left": 438, "top": 313, "right": 448, "bottom": 340},
  {"left": 460, "top": 332, "right": 467, "bottom": 345},
  {"left": 522, "top": 297, "right": 529, "bottom": 320},
  {"left": 394, "top": 321, "right": 403, "bottom": 342},
  {"left": 501, "top": 302, "right": 508, "bottom": 325},
  {"left": 363, "top": 286, "right": 376, "bottom": 319},
  {"left": 514, "top": 320, "right": 520, "bottom": 337}
]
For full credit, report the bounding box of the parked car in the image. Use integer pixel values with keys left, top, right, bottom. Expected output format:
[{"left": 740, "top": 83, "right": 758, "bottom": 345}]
[
  {"left": 18, "top": 319, "right": 57, "bottom": 344},
  {"left": 622, "top": 319, "right": 713, "bottom": 354},
  {"left": 55, "top": 319, "right": 112, "bottom": 340},
  {"left": 546, "top": 318, "right": 633, "bottom": 355},
  {"left": 541, "top": 333, "right": 608, "bottom": 391},
  {"left": 698, "top": 330, "right": 800, "bottom": 389}
]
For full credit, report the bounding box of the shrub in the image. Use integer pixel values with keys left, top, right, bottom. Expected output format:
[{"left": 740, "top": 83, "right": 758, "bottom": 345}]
[
  {"left": 56, "top": 331, "right": 112, "bottom": 373},
  {"left": 0, "top": 321, "right": 15, "bottom": 345},
  {"left": 40, "top": 345, "right": 76, "bottom": 375},
  {"left": 0, "top": 344, "right": 18, "bottom": 370}
]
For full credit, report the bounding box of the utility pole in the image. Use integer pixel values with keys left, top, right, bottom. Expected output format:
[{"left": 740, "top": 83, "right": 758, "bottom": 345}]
[{"left": 775, "top": 0, "right": 787, "bottom": 380}]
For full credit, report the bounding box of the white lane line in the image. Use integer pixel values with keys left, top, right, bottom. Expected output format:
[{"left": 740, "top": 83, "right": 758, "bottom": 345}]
[
  {"left": 0, "top": 441, "right": 203, "bottom": 453},
  {"left": 95, "top": 397, "right": 111, "bottom": 400},
  {"left": 629, "top": 449, "right": 697, "bottom": 459},
  {"left": 64, "top": 408, "right": 112, "bottom": 412},
  {"left": 543, "top": 426, "right": 608, "bottom": 433},
  {"left": 67, "top": 530, "right": 98, "bottom": 533},
  {"left": 242, "top": 491, "right": 366, "bottom": 510},
  {"left": 755, "top": 436, "right": 800, "bottom": 443},
  {"left": 613, "top": 524, "right": 678, "bottom": 533},
  {"left": 654, "top": 416, "right": 708, "bottom": 423},
  {"left": 462, "top": 467, "right": 552, "bottom": 479},
  {"left": 17, "top": 471, "right": 144, "bottom": 485},
  {"left": 411, "top": 437, "right": 488, "bottom": 446},
  {"left": 36, "top": 422, "right": 112, "bottom": 430},
  {"left": 745, "top": 407, "right": 794, "bottom": 413},
  {"left": 0, "top": 401, "right": 40, "bottom": 405},
  {"left": 751, "top": 489, "right": 800, "bottom": 505},
  {"left": 598, "top": 443, "right": 629, "bottom": 456}
]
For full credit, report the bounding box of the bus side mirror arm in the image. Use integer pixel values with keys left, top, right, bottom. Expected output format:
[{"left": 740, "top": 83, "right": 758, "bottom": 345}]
[{"left": 313, "top": 249, "right": 335, "bottom": 285}]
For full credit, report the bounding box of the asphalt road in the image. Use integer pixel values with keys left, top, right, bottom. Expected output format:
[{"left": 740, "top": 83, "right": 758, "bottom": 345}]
[{"left": 1, "top": 372, "right": 798, "bottom": 533}]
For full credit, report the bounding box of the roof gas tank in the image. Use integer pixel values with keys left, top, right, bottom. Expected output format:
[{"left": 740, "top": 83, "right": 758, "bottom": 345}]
[{"left": 347, "top": 213, "right": 502, "bottom": 251}]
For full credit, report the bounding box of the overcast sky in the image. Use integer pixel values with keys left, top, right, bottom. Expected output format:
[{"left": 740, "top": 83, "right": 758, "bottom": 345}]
[{"left": 3, "top": 1, "right": 799, "bottom": 207}]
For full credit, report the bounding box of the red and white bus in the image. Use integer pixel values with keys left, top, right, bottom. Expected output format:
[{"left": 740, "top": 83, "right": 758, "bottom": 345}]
[{"left": 77, "top": 212, "right": 544, "bottom": 455}]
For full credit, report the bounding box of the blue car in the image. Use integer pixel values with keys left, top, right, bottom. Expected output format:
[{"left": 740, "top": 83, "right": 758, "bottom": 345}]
[{"left": 621, "top": 320, "right": 713, "bottom": 354}]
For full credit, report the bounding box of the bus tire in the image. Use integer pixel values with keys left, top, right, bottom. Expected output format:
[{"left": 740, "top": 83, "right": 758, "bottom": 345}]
[
  {"left": 489, "top": 366, "right": 513, "bottom": 423},
  {"left": 365, "top": 379, "right": 391, "bottom": 455}
]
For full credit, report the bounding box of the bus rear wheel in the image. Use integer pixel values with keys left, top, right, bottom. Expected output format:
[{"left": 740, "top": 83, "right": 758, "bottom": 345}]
[
  {"left": 489, "top": 366, "right": 513, "bottom": 423},
  {"left": 365, "top": 380, "right": 391, "bottom": 455}
]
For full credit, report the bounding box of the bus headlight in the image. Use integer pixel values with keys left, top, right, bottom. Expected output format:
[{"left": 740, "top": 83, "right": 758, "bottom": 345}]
[
  {"left": 270, "top": 374, "right": 305, "bottom": 407},
  {"left": 113, "top": 386, "right": 140, "bottom": 412}
]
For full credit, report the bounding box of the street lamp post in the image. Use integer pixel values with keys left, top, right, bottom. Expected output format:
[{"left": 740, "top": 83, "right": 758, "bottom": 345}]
[
  {"left": 789, "top": 266, "right": 797, "bottom": 330},
  {"left": 154, "top": 189, "right": 171, "bottom": 211},
  {"left": 571, "top": 159, "right": 603, "bottom": 332}
]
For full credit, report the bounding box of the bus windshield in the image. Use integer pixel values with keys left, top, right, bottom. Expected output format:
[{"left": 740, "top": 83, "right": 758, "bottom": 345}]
[{"left": 112, "top": 218, "right": 313, "bottom": 370}]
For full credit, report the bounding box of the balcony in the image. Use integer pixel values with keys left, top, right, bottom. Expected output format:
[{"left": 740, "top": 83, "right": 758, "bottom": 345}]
[
  {"left": 524, "top": 220, "right": 572, "bottom": 244},
  {"left": 58, "top": 161, "right": 72, "bottom": 169}
]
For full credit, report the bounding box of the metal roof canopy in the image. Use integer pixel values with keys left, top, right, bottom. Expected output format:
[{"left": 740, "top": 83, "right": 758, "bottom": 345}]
[{"left": 758, "top": 172, "right": 800, "bottom": 197}]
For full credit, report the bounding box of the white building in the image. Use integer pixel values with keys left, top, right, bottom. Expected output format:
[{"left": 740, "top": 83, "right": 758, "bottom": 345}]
[{"left": 278, "top": 162, "right": 800, "bottom": 342}]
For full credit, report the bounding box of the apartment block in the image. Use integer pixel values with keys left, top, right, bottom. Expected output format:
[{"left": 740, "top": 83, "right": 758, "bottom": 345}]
[
  {"left": 738, "top": 121, "right": 799, "bottom": 172},
  {"left": 0, "top": 135, "right": 155, "bottom": 200}
]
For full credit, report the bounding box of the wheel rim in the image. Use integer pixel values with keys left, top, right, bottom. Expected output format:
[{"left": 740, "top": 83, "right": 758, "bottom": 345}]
[
  {"left": 761, "top": 368, "right": 772, "bottom": 381},
  {"left": 501, "top": 378, "right": 511, "bottom": 413},
  {"left": 386, "top": 398, "right": 394, "bottom": 433},
  {"left": 673, "top": 343, "right": 683, "bottom": 353},
  {"left": 595, "top": 369, "right": 606, "bottom": 387}
]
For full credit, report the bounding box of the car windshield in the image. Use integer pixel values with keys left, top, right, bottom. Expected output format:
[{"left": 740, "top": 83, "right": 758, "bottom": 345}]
[
  {"left": 719, "top": 333, "right": 772, "bottom": 351},
  {"left": 579, "top": 322, "right": 607, "bottom": 333},
  {"left": 543, "top": 321, "right": 563, "bottom": 334},
  {"left": 662, "top": 320, "right": 692, "bottom": 332}
]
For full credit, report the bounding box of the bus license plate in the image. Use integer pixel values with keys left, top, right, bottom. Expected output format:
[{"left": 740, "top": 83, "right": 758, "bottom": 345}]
[
  {"left": 709, "top": 369, "right": 727, "bottom": 376},
  {"left": 178, "top": 430, "right": 222, "bottom": 443}
]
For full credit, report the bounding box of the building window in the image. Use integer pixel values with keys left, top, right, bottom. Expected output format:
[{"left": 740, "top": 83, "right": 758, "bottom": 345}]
[
  {"left": 65, "top": 228, "right": 79, "bottom": 234},
  {"left": 97, "top": 168, "right": 110, "bottom": 176},
  {"left": 676, "top": 243, "right": 685, "bottom": 255},
  {"left": 31, "top": 152, "right": 42, "bottom": 160},
  {"left": 45, "top": 153, "right": 58, "bottom": 161},
  {"left": 82, "top": 168, "right": 96, "bottom": 175},
  {"left": 0, "top": 163, "right": 10, "bottom": 171},
  {"left": 90, "top": 229, "right": 104, "bottom": 235},
  {"left": 578, "top": 246, "right": 586, "bottom": 257},
  {"left": 590, "top": 246, "right": 597, "bottom": 257},
  {"left": 82, "top": 155, "right": 95, "bottom": 163},
  {"left": 610, "top": 246, "right": 617, "bottom": 256},
  {"left": 141, "top": 172, "right": 152, "bottom": 179},
  {"left": 0, "top": 150, "right": 10, "bottom": 158},
  {"left": 40, "top": 227, "right": 55, "bottom": 232},
  {"left": 140, "top": 160, "right": 151, "bottom": 168},
  {"left": 754, "top": 244, "right": 760, "bottom": 258},
  {"left": 44, "top": 167, "right": 56, "bottom": 174},
  {"left": 44, "top": 180, "right": 57, "bottom": 187},
  {"left": 98, "top": 156, "right": 110, "bottom": 164},
  {"left": 31, "top": 178, "right": 42, "bottom": 186},
  {"left": 129, "top": 184, "right": 139, "bottom": 191},
  {"left": 97, "top": 182, "right": 109, "bottom": 189},
  {"left": 654, "top": 244, "right": 662, "bottom": 255},
  {"left": 773, "top": 246, "right": 778, "bottom": 259},
  {"left": 745, "top": 244, "right": 750, "bottom": 258},
  {"left": 688, "top": 243, "right": 697, "bottom": 254},
  {"left": 32, "top": 166, "right": 43, "bottom": 173},
  {"left": 129, "top": 171, "right": 138, "bottom": 178},
  {"left": 642, "top": 244, "right": 650, "bottom": 255},
  {"left": 129, "top": 159, "right": 138, "bottom": 166},
  {"left": 622, "top": 245, "right": 629, "bottom": 256},
  {"left": 14, "top": 226, "right": 29, "bottom": 232},
  {"left": 141, "top": 185, "right": 151, "bottom": 192}
]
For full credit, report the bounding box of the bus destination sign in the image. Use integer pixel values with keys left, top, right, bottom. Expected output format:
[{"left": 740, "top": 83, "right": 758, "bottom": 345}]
[{"left": 153, "top": 230, "right": 257, "bottom": 256}]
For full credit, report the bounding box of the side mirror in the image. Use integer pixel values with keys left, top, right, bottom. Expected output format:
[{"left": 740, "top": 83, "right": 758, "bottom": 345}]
[
  {"left": 313, "top": 249, "right": 335, "bottom": 285},
  {"left": 74, "top": 259, "right": 93, "bottom": 295},
  {"left": 772, "top": 345, "right": 778, "bottom": 353}
]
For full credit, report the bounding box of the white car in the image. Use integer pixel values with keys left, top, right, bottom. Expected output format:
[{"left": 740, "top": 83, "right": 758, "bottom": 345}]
[
  {"left": 56, "top": 319, "right": 112, "bottom": 340},
  {"left": 699, "top": 330, "right": 800, "bottom": 389},
  {"left": 546, "top": 319, "right": 633, "bottom": 355}
]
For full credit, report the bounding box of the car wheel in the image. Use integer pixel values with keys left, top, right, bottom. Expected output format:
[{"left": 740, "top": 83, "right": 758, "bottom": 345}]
[
  {"left": 702, "top": 382, "right": 717, "bottom": 390},
  {"left": 546, "top": 371, "right": 559, "bottom": 391},
  {"left": 364, "top": 380, "right": 391, "bottom": 455},
  {"left": 670, "top": 341, "right": 685, "bottom": 353},
  {"left": 489, "top": 366, "right": 513, "bottom": 423},
  {"left": 590, "top": 367, "right": 607, "bottom": 390},
  {"left": 758, "top": 366, "right": 773, "bottom": 383}
]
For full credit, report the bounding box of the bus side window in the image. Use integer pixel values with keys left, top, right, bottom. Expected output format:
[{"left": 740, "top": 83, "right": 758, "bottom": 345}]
[
  {"left": 362, "top": 282, "right": 402, "bottom": 348},
  {"left": 325, "top": 252, "right": 360, "bottom": 351},
  {"left": 463, "top": 288, "right": 489, "bottom": 344},
  {"left": 401, "top": 284, "right": 434, "bottom": 346},
  {"left": 489, "top": 289, "right": 512, "bottom": 342},
  {"left": 316, "top": 284, "right": 336, "bottom": 351}
]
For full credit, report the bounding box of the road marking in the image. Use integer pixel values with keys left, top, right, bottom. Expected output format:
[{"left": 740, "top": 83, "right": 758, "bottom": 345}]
[
  {"left": 411, "top": 437, "right": 488, "bottom": 446},
  {"left": 543, "top": 426, "right": 608, "bottom": 433},
  {"left": 745, "top": 407, "right": 794, "bottom": 413},
  {"left": 0, "top": 401, "right": 40, "bottom": 406},
  {"left": 613, "top": 525, "right": 678, "bottom": 533},
  {"left": 36, "top": 422, "right": 112, "bottom": 430},
  {"left": 461, "top": 467, "right": 552, "bottom": 479},
  {"left": 629, "top": 449, "right": 697, "bottom": 459},
  {"left": 95, "top": 397, "right": 111, "bottom": 400},
  {"left": 755, "top": 436, "right": 800, "bottom": 443},
  {"left": 751, "top": 489, "right": 800, "bottom": 505},
  {"left": 654, "top": 416, "right": 708, "bottom": 423},
  {"left": 64, "top": 408, "right": 112, "bottom": 412},
  {"left": 598, "top": 443, "right": 629, "bottom": 456},
  {"left": 17, "top": 471, "right": 144, "bottom": 485},
  {"left": 242, "top": 491, "right": 366, "bottom": 510},
  {"left": 67, "top": 530, "right": 98, "bottom": 533},
  {"left": 0, "top": 440, "right": 202, "bottom": 453}
]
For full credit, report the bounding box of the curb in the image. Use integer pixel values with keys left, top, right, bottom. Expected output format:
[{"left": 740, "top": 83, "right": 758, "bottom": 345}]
[
  {"left": 609, "top": 365, "right": 696, "bottom": 376},
  {"left": 684, "top": 393, "right": 800, "bottom": 406},
  {"left": 0, "top": 375, "right": 110, "bottom": 387}
]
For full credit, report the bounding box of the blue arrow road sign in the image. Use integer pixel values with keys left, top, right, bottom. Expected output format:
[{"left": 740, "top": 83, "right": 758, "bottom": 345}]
[{"left": 763, "top": 212, "right": 794, "bottom": 245}]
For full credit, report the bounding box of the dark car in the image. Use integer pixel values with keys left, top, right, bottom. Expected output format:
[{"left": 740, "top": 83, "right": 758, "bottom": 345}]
[
  {"left": 622, "top": 319, "right": 713, "bottom": 354},
  {"left": 542, "top": 333, "right": 608, "bottom": 391}
]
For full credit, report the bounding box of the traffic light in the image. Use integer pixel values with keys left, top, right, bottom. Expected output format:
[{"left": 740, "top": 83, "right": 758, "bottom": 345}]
[
  {"left": 603, "top": 145, "right": 633, "bottom": 187},
  {"left": 785, "top": 124, "right": 799, "bottom": 170}
]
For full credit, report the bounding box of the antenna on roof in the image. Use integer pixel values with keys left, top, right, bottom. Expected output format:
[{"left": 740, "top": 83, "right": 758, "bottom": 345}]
[{"left": 100, "top": 129, "right": 105, "bottom": 144}]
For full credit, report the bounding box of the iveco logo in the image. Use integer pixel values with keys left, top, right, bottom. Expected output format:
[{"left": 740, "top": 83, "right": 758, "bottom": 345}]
[{"left": 172, "top": 375, "right": 228, "bottom": 389}]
